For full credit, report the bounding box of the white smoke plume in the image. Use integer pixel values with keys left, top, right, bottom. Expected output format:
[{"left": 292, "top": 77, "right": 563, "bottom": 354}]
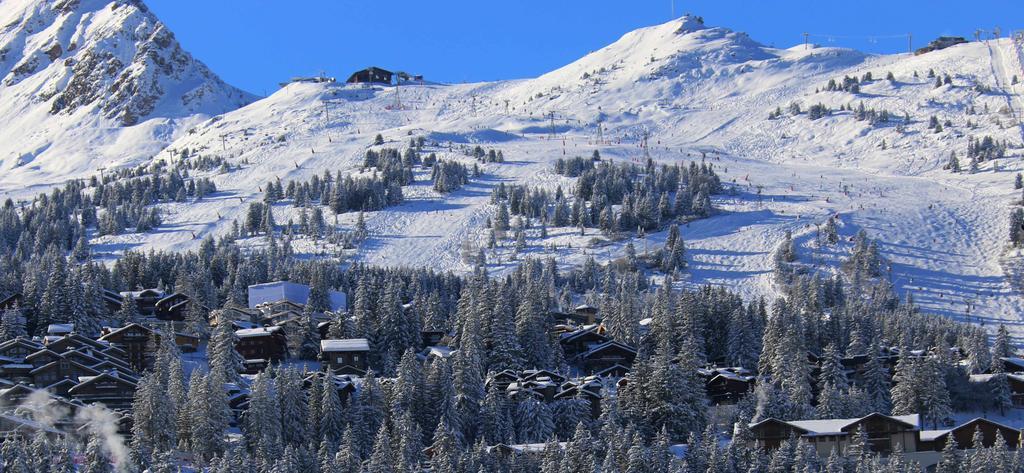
[
  {"left": 17, "top": 389, "right": 69, "bottom": 430},
  {"left": 75, "top": 404, "right": 130, "bottom": 472}
]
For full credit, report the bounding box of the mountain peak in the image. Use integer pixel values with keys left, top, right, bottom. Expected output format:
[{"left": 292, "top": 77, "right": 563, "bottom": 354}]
[
  {"left": 0, "top": 0, "right": 255, "bottom": 185},
  {"left": 673, "top": 14, "right": 708, "bottom": 34},
  {"left": 0, "top": 0, "right": 253, "bottom": 126}
]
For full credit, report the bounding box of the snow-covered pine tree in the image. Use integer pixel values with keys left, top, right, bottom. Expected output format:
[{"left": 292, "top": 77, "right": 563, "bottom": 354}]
[
  {"left": 320, "top": 373, "right": 345, "bottom": 444},
  {"left": 208, "top": 318, "right": 244, "bottom": 384},
  {"left": 243, "top": 368, "right": 283, "bottom": 462},
  {"left": 514, "top": 395, "right": 555, "bottom": 443},
  {"left": 560, "top": 422, "right": 596, "bottom": 472},
  {"left": 334, "top": 426, "right": 362, "bottom": 473},
  {"left": 991, "top": 370, "right": 1013, "bottom": 416},
  {"left": 430, "top": 419, "right": 461, "bottom": 473},
  {"left": 479, "top": 383, "right": 513, "bottom": 445},
  {"left": 0, "top": 306, "right": 25, "bottom": 341},
  {"left": 862, "top": 343, "right": 892, "bottom": 414},
  {"left": 278, "top": 367, "right": 309, "bottom": 447},
  {"left": 353, "top": 370, "right": 386, "bottom": 458},
  {"left": 992, "top": 324, "right": 1014, "bottom": 365},
  {"left": 514, "top": 283, "right": 551, "bottom": 368},
  {"left": 84, "top": 431, "right": 114, "bottom": 473},
  {"left": 113, "top": 293, "right": 138, "bottom": 327},
  {"left": 366, "top": 424, "right": 397, "bottom": 473}
]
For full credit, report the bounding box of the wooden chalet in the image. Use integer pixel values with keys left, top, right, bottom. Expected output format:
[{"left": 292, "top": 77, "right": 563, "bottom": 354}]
[
  {"left": 41, "top": 378, "right": 79, "bottom": 397},
  {"left": 559, "top": 326, "right": 609, "bottom": 359},
  {"left": 27, "top": 353, "right": 101, "bottom": 387},
  {"left": 235, "top": 326, "right": 288, "bottom": 365},
  {"left": 699, "top": 367, "right": 756, "bottom": 405},
  {"left": 104, "top": 289, "right": 195, "bottom": 322},
  {"left": 259, "top": 306, "right": 304, "bottom": 327},
  {"left": 0, "top": 338, "right": 43, "bottom": 360},
  {"left": 0, "top": 361, "right": 32, "bottom": 384},
  {"left": 0, "top": 293, "right": 22, "bottom": 311},
  {"left": 153, "top": 292, "right": 191, "bottom": 321},
  {"left": 67, "top": 371, "right": 138, "bottom": 411},
  {"left": 576, "top": 341, "right": 637, "bottom": 374},
  {"left": 554, "top": 378, "right": 603, "bottom": 418},
  {"left": 999, "top": 357, "right": 1024, "bottom": 373},
  {"left": 210, "top": 307, "right": 259, "bottom": 327},
  {"left": 508, "top": 378, "right": 560, "bottom": 402},
  {"left": 750, "top": 413, "right": 921, "bottom": 455},
  {"left": 100, "top": 289, "right": 123, "bottom": 314},
  {"left": 521, "top": 369, "right": 567, "bottom": 384},
  {"left": 44, "top": 332, "right": 112, "bottom": 354},
  {"left": 320, "top": 338, "right": 370, "bottom": 375},
  {"left": 486, "top": 369, "right": 521, "bottom": 392},
  {"left": 0, "top": 383, "right": 38, "bottom": 405},
  {"left": 121, "top": 289, "right": 165, "bottom": 317},
  {"left": 98, "top": 323, "right": 198, "bottom": 370},
  {"left": 5, "top": 386, "right": 83, "bottom": 431},
  {"left": 572, "top": 305, "right": 600, "bottom": 325},
  {"left": 98, "top": 323, "right": 159, "bottom": 370},
  {"left": 919, "top": 418, "right": 1022, "bottom": 451},
  {"left": 346, "top": 67, "right": 393, "bottom": 85},
  {"left": 594, "top": 363, "right": 631, "bottom": 379},
  {"left": 970, "top": 373, "right": 1024, "bottom": 407},
  {"left": 421, "top": 330, "right": 447, "bottom": 348},
  {"left": 0, "top": 412, "right": 63, "bottom": 441},
  {"left": 303, "top": 371, "right": 357, "bottom": 404}
]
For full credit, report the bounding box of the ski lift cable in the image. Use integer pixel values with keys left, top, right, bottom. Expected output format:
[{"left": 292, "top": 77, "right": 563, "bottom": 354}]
[{"left": 806, "top": 33, "right": 909, "bottom": 40}]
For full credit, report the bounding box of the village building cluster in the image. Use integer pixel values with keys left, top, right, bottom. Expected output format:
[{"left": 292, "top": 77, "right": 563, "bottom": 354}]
[{"left": 0, "top": 275, "right": 1020, "bottom": 472}]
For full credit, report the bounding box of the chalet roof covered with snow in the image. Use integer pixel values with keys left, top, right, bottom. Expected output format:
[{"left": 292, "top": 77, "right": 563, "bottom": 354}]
[
  {"left": 969, "top": 373, "right": 1024, "bottom": 384},
  {"left": 47, "top": 324, "right": 74, "bottom": 335},
  {"left": 321, "top": 339, "right": 370, "bottom": 352},
  {"left": 235, "top": 326, "right": 283, "bottom": 338},
  {"left": 1000, "top": 357, "right": 1024, "bottom": 371},
  {"left": 247, "top": 281, "right": 347, "bottom": 311},
  {"left": 779, "top": 413, "right": 920, "bottom": 436}
]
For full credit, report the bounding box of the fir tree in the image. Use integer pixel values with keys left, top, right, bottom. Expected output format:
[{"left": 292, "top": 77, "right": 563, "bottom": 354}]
[
  {"left": 84, "top": 432, "right": 114, "bottom": 473},
  {"left": 560, "top": 423, "right": 596, "bottom": 472},
  {"left": 0, "top": 306, "right": 25, "bottom": 341},
  {"left": 366, "top": 424, "right": 397, "bottom": 473}
]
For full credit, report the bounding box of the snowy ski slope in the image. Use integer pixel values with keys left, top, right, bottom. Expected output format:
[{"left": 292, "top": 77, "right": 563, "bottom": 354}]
[{"left": 3, "top": 14, "right": 1024, "bottom": 339}]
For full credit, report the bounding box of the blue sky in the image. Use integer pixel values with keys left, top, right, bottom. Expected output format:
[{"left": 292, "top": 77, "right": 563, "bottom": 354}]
[{"left": 146, "top": 1, "right": 1023, "bottom": 96}]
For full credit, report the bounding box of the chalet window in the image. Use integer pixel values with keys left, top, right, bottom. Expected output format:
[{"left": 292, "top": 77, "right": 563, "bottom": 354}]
[
  {"left": 353, "top": 355, "right": 360, "bottom": 362},
  {"left": 337, "top": 357, "right": 344, "bottom": 364}
]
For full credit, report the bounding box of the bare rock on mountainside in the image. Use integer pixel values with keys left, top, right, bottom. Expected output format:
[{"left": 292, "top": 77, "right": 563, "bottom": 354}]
[{"left": 0, "top": 0, "right": 255, "bottom": 183}]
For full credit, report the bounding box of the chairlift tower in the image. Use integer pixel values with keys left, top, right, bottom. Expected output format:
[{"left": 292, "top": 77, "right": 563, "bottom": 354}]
[
  {"left": 393, "top": 80, "right": 402, "bottom": 110},
  {"left": 641, "top": 129, "right": 651, "bottom": 160}
]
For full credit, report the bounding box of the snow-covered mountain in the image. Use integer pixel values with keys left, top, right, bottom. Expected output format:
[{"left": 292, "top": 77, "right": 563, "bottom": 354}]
[
  {"left": 3, "top": 12, "right": 1024, "bottom": 338},
  {"left": 0, "top": 0, "right": 254, "bottom": 189}
]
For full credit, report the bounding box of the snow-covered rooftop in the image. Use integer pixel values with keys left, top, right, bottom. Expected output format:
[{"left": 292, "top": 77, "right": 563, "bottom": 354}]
[
  {"left": 46, "top": 324, "right": 74, "bottom": 335},
  {"left": 321, "top": 339, "right": 370, "bottom": 352},
  {"left": 247, "top": 281, "right": 347, "bottom": 311},
  {"left": 235, "top": 327, "right": 282, "bottom": 338},
  {"left": 786, "top": 414, "right": 920, "bottom": 436}
]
